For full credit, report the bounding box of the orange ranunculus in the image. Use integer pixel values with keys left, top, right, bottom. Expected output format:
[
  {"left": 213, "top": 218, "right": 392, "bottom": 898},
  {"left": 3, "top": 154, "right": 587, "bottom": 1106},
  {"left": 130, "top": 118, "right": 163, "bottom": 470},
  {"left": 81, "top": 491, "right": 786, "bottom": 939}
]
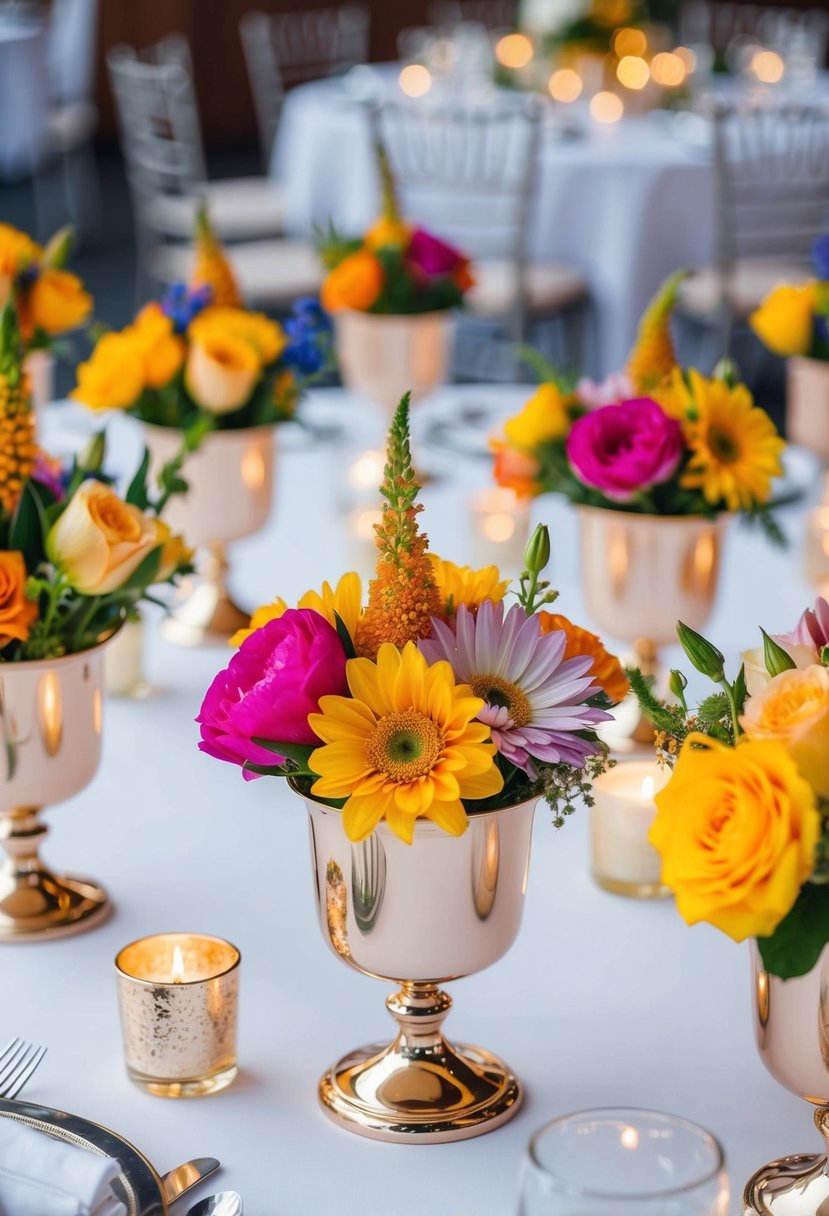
[
  {"left": 25, "top": 268, "right": 92, "bottom": 337},
  {"left": 0, "top": 551, "right": 37, "bottom": 648},
  {"left": 454, "top": 259, "right": 476, "bottom": 294},
  {"left": 321, "top": 250, "right": 384, "bottom": 313},
  {"left": 538, "top": 611, "right": 630, "bottom": 704},
  {"left": 491, "top": 439, "right": 541, "bottom": 498}
]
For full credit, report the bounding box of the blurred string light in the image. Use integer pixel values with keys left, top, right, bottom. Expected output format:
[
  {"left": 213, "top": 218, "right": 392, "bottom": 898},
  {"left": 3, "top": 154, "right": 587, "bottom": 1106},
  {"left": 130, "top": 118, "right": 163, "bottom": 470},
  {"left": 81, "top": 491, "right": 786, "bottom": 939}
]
[
  {"left": 651, "top": 51, "right": 687, "bottom": 86},
  {"left": 616, "top": 55, "right": 650, "bottom": 89},
  {"left": 548, "top": 68, "right": 583, "bottom": 102},
  {"left": 751, "top": 49, "right": 785, "bottom": 83},
  {"left": 495, "top": 32, "right": 534, "bottom": 69},
  {"left": 590, "top": 91, "right": 624, "bottom": 122},
  {"left": 613, "top": 27, "right": 647, "bottom": 57},
  {"left": 398, "top": 63, "right": 432, "bottom": 96}
]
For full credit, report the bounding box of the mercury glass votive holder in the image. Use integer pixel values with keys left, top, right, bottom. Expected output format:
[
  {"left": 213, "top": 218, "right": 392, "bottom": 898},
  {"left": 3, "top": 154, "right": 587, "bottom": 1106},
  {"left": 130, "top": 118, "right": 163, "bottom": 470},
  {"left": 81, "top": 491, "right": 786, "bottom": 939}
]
[{"left": 115, "top": 933, "right": 240, "bottom": 1098}]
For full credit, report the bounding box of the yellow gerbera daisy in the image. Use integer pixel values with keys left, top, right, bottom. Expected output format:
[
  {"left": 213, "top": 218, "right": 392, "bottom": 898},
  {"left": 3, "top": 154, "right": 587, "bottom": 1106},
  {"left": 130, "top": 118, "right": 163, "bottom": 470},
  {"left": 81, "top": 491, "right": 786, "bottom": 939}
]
[
  {"left": 308, "top": 642, "right": 504, "bottom": 844},
  {"left": 430, "top": 555, "right": 509, "bottom": 618},
  {"left": 230, "top": 572, "right": 362, "bottom": 646},
  {"left": 675, "top": 370, "right": 784, "bottom": 511}
]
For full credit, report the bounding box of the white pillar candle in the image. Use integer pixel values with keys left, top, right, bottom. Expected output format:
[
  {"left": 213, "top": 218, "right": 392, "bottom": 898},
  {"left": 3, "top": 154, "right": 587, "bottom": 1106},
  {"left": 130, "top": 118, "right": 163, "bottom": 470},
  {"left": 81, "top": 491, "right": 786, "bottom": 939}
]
[
  {"left": 590, "top": 760, "right": 672, "bottom": 899},
  {"left": 469, "top": 487, "right": 530, "bottom": 577},
  {"left": 104, "top": 621, "right": 145, "bottom": 698}
]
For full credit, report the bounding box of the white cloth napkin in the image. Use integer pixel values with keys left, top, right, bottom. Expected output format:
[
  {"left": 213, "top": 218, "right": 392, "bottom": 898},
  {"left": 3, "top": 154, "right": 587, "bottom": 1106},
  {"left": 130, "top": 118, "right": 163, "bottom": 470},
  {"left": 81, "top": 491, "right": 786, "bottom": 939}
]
[{"left": 0, "top": 1117, "right": 127, "bottom": 1216}]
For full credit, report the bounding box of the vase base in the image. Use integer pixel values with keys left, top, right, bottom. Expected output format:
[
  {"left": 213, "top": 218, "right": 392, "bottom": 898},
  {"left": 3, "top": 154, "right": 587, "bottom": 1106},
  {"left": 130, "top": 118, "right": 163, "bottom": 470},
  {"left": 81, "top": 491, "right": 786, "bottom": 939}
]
[
  {"left": 0, "top": 870, "right": 111, "bottom": 941},
  {"left": 160, "top": 582, "right": 250, "bottom": 648},
  {"left": 744, "top": 1151, "right": 829, "bottom": 1213},
  {"left": 318, "top": 1038, "right": 522, "bottom": 1143}
]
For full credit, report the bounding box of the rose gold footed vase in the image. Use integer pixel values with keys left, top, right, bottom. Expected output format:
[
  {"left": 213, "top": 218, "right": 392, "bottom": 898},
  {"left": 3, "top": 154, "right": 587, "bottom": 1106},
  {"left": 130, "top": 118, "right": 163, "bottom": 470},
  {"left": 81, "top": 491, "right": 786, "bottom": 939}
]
[
  {"left": 144, "top": 423, "right": 275, "bottom": 647},
  {"left": 0, "top": 647, "right": 110, "bottom": 940},
  {"left": 334, "top": 310, "right": 456, "bottom": 421},
  {"left": 744, "top": 943, "right": 829, "bottom": 1213},
  {"left": 299, "top": 791, "right": 536, "bottom": 1143},
  {"left": 577, "top": 507, "right": 728, "bottom": 745}
]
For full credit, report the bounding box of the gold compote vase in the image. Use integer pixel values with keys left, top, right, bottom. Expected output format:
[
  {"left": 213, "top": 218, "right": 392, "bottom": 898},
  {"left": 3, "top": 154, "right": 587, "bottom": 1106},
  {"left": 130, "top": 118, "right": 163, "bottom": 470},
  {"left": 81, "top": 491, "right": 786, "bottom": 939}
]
[
  {"left": 297, "top": 787, "right": 536, "bottom": 1142},
  {"left": 144, "top": 423, "right": 275, "bottom": 646},
  {"left": 745, "top": 943, "right": 829, "bottom": 1213},
  {"left": 577, "top": 506, "right": 727, "bottom": 744},
  {"left": 0, "top": 643, "right": 112, "bottom": 940}
]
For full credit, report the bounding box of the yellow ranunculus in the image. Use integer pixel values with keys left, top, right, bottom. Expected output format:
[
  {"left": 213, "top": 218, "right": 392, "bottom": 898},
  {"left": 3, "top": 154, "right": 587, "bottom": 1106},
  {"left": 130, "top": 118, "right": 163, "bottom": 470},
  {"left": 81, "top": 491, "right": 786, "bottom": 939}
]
[
  {"left": 749, "top": 282, "right": 817, "bottom": 357},
  {"left": 131, "top": 303, "right": 185, "bottom": 388},
  {"left": 189, "top": 307, "right": 285, "bottom": 365},
  {"left": 0, "top": 223, "right": 39, "bottom": 278},
  {"left": 185, "top": 332, "right": 260, "bottom": 414},
  {"left": 26, "top": 268, "right": 92, "bottom": 336},
  {"left": 650, "top": 732, "right": 819, "bottom": 941},
  {"left": 503, "top": 383, "right": 572, "bottom": 451},
  {"left": 365, "top": 217, "right": 411, "bottom": 250},
  {"left": 47, "top": 480, "right": 159, "bottom": 595},
  {"left": 153, "top": 520, "right": 192, "bottom": 581},
  {"left": 740, "top": 665, "right": 829, "bottom": 797},
  {"left": 71, "top": 332, "right": 146, "bottom": 411}
]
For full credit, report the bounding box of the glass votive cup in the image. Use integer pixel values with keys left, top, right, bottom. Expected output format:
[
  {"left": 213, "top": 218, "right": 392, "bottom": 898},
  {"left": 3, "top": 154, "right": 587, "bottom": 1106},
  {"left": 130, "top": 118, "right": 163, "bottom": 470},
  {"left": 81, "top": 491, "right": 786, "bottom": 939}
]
[
  {"left": 469, "top": 487, "right": 530, "bottom": 577},
  {"left": 590, "top": 760, "right": 672, "bottom": 899},
  {"left": 115, "top": 932, "right": 240, "bottom": 1098},
  {"left": 517, "top": 1108, "right": 729, "bottom": 1215}
]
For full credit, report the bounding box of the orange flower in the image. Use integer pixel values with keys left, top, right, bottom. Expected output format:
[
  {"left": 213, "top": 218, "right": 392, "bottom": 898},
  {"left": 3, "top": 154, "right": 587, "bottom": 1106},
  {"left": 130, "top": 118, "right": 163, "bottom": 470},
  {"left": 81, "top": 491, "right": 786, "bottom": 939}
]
[
  {"left": 538, "top": 611, "right": 629, "bottom": 704},
  {"left": 491, "top": 439, "right": 541, "bottom": 498},
  {"left": 0, "top": 551, "right": 37, "bottom": 648},
  {"left": 321, "top": 249, "right": 384, "bottom": 313}
]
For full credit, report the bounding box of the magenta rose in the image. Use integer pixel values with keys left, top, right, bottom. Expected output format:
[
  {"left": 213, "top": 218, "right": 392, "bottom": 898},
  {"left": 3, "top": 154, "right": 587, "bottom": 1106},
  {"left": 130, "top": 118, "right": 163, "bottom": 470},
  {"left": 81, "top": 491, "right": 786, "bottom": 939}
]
[
  {"left": 407, "top": 227, "right": 464, "bottom": 277},
  {"left": 566, "top": 397, "right": 684, "bottom": 502},
  {"left": 196, "top": 608, "right": 348, "bottom": 780}
]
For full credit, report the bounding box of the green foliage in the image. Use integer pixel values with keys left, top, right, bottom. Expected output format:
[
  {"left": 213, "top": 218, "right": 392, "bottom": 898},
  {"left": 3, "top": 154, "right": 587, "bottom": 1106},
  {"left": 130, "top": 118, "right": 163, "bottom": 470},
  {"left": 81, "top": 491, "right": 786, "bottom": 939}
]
[{"left": 758, "top": 884, "right": 829, "bottom": 979}]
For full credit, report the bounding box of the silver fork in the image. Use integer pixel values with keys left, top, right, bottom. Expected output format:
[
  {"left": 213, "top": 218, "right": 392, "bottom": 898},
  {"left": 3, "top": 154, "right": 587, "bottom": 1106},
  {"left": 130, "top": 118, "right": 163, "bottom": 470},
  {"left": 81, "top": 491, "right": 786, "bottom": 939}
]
[{"left": 0, "top": 1038, "right": 47, "bottom": 1100}]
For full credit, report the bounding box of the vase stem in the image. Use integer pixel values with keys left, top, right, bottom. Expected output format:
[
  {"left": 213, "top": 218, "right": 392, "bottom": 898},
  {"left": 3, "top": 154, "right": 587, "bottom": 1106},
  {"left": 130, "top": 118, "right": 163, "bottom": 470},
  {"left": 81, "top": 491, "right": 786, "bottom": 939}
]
[{"left": 161, "top": 540, "right": 250, "bottom": 647}]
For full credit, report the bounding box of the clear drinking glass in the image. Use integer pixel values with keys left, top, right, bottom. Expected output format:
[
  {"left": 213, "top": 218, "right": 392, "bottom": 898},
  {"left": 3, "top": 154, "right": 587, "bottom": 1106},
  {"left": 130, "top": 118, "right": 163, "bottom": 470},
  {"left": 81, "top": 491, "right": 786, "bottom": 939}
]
[{"left": 517, "top": 1108, "right": 729, "bottom": 1215}]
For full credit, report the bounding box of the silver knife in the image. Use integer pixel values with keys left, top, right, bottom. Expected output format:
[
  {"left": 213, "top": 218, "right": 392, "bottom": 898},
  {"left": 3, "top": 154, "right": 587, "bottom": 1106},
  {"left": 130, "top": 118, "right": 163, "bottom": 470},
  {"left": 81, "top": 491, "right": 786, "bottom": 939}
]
[{"left": 161, "top": 1158, "right": 220, "bottom": 1205}]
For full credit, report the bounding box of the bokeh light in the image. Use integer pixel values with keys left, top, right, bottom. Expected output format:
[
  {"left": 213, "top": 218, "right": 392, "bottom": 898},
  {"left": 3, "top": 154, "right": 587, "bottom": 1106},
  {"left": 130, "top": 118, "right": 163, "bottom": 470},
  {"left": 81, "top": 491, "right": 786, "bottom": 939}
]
[
  {"left": 616, "top": 55, "right": 650, "bottom": 89},
  {"left": 674, "top": 46, "right": 697, "bottom": 72},
  {"left": 613, "top": 27, "right": 647, "bottom": 58},
  {"left": 651, "top": 51, "right": 687, "bottom": 87},
  {"left": 751, "top": 49, "right": 785, "bottom": 83},
  {"left": 590, "top": 91, "right": 625, "bottom": 123},
  {"left": 495, "top": 33, "right": 534, "bottom": 69},
  {"left": 398, "top": 63, "right": 433, "bottom": 97},
  {"left": 548, "top": 68, "right": 583, "bottom": 102}
]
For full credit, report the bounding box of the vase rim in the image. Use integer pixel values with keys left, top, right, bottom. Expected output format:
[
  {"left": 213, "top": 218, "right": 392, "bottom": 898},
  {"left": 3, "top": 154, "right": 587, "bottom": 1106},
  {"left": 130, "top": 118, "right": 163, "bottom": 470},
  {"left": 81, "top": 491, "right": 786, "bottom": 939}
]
[
  {"left": 294, "top": 783, "right": 539, "bottom": 830},
  {"left": 527, "top": 1106, "right": 726, "bottom": 1199},
  {"left": 141, "top": 419, "right": 279, "bottom": 440},
  {"left": 0, "top": 627, "right": 120, "bottom": 673},
  {"left": 336, "top": 307, "right": 457, "bottom": 322},
  {"left": 575, "top": 503, "right": 728, "bottom": 526}
]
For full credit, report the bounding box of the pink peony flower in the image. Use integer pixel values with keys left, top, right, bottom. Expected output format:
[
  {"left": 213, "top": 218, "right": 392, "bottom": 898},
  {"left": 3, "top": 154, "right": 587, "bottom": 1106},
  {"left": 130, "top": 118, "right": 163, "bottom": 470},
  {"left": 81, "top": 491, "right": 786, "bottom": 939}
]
[
  {"left": 406, "top": 227, "right": 465, "bottom": 278},
  {"left": 576, "top": 371, "right": 635, "bottom": 410},
  {"left": 566, "top": 397, "right": 684, "bottom": 502},
  {"left": 196, "top": 608, "right": 348, "bottom": 780},
  {"left": 780, "top": 597, "right": 829, "bottom": 653}
]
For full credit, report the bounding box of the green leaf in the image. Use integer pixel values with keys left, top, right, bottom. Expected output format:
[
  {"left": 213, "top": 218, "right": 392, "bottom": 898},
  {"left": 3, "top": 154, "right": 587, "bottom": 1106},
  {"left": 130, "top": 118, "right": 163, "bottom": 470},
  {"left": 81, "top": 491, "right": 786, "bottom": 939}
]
[
  {"left": 126, "top": 447, "right": 151, "bottom": 510},
  {"left": 251, "top": 739, "right": 316, "bottom": 772},
  {"left": 757, "top": 884, "right": 829, "bottom": 979},
  {"left": 9, "top": 481, "right": 49, "bottom": 568},
  {"left": 333, "top": 611, "right": 356, "bottom": 659},
  {"left": 732, "top": 663, "right": 747, "bottom": 716}
]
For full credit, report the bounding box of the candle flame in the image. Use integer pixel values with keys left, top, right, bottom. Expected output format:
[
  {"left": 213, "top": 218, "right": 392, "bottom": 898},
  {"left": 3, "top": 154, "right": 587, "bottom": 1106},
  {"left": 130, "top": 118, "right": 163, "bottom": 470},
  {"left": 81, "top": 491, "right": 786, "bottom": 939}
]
[
  {"left": 620, "top": 1125, "right": 640, "bottom": 1150},
  {"left": 171, "top": 944, "right": 186, "bottom": 984},
  {"left": 641, "top": 775, "right": 655, "bottom": 800}
]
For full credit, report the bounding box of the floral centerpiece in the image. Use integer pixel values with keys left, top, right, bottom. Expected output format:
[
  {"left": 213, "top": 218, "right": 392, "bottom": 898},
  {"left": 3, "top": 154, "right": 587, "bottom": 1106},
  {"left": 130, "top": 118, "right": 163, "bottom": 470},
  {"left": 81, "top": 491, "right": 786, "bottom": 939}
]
[
  {"left": 70, "top": 209, "right": 331, "bottom": 643},
  {"left": 633, "top": 603, "right": 829, "bottom": 1210},
  {"left": 195, "top": 393, "right": 625, "bottom": 1140},
  {"left": 318, "top": 146, "right": 473, "bottom": 412},
  {"left": 750, "top": 235, "right": 829, "bottom": 461},
  {"left": 0, "top": 301, "right": 191, "bottom": 940},
  {"left": 493, "top": 272, "right": 785, "bottom": 735}
]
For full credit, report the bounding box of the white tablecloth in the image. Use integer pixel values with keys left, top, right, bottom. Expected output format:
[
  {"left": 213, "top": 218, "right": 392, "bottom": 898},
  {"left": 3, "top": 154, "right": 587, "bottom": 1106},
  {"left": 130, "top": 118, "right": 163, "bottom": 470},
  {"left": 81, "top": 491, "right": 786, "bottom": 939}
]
[
  {"left": 273, "top": 77, "right": 716, "bottom": 376},
  {"left": 0, "top": 18, "right": 48, "bottom": 181},
  {"left": 8, "top": 387, "right": 820, "bottom": 1216}
]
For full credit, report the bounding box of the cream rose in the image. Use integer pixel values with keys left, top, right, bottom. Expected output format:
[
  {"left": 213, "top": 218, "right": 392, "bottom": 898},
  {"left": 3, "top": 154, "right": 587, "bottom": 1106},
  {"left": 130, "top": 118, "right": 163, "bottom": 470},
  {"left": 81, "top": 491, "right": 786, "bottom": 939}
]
[
  {"left": 741, "top": 665, "right": 829, "bottom": 797},
  {"left": 742, "top": 642, "right": 818, "bottom": 698},
  {"left": 47, "top": 481, "right": 159, "bottom": 595},
  {"left": 185, "top": 332, "right": 259, "bottom": 414}
]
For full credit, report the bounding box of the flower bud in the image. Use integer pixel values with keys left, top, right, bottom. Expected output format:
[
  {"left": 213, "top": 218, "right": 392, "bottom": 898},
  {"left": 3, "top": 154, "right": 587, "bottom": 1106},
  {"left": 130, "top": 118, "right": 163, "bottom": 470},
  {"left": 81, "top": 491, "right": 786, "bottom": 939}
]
[
  {"left": 668, "top": 668, "right": 688, "bottom": 706},
  {"left": 42, "top": 225, "right": 75, "bottom": 269},
  {"left": 713, "top": 356, "right": 740, "bottom": 388},
  {"left": 523, "top": 524, "right": 551, "bottom": 574},
  {"left": 821, "top": 645, "right": 829, "bottom": 667},
  {"left": 677, "top": 621, "right": 725, "bottom": 681},
  {"left": 79, "top": 430, "right": 106, "bottom": 472},
  {"left": 762, "top": 628, "right": 797, "bottom": 677}
]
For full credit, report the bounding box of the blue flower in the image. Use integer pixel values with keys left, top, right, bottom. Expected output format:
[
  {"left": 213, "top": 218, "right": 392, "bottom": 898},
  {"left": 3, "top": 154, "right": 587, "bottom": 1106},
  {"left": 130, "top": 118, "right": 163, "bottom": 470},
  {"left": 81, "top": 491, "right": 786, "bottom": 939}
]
[
  {"left": 812, "top": 234, "right": 829, "bottom": 282},
  {"left": 160, "top": 282, "right": 212, "bottom": 333},
  {"left": 282, "top": 297, "right": 332, "bottom": 376}
]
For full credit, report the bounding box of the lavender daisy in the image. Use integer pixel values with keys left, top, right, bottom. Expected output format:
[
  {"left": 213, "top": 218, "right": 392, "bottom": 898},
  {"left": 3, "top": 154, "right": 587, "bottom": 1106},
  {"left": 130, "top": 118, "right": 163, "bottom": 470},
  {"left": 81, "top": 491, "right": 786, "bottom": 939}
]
[{"left": 420, "top": 601, "right": 610, "bottom": 778}]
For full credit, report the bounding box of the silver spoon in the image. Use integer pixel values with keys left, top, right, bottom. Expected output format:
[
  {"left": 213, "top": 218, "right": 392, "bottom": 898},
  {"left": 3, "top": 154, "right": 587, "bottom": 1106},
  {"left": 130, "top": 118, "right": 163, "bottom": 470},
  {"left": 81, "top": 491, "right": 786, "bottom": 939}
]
[{"left": 186, "top": 1193, "right": 243, "bottom": 1216}]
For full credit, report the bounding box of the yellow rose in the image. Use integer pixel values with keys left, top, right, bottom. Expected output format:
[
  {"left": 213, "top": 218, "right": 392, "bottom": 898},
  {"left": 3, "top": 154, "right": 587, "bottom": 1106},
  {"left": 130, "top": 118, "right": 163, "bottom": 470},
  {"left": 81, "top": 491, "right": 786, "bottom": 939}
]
[
  {"left": 741, "top": 643, "right": 818, "bottom": 698},
  {"left": 740, "top": 665, "right": 829, "bottom": 796},
  {"left": 0, "top": 223, "right": 39, "bottom": 278},
  {"left": 153, "top": 519, "right": 192, "bottom": 581},
  {"left": 47, "top": 480, "right": 160, "bottom": 595},
  {"left": 650, "top": 732, "right": 819, "bottom": 941},
  {"left": 131, "top": 303, "right": 185, "bottom": 388},
  {"left": 185, "top": 331, "right": 260, "bottom": 414},
  {"left": 189, "top": 307, "right": 285, "bottom": 365},
  {"left": 749, "top": 282, "right": 816, "bottom": 357},
  {"left": 71, "top": 332, "right": 146, "bottom": 411},
  {"left": 26, "top": 268, "right": 92, "bottom": 336},
  {"left": 503, "top": 383, "right": 572, "bottom": 451}
]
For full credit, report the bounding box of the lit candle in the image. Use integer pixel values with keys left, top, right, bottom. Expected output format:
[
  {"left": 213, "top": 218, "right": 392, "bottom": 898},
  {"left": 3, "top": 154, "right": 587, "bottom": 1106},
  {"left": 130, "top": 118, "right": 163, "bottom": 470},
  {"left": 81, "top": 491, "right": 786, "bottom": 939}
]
[
  {"left": 115, "top": 933, "right": 240, "bottom": 1098},
  {"left": 805, "top": 491, "right": 829, "bottom": 595},
  {"left": 104, "top": 621, "right": 146, "bottom": 698},
  {"left": 590, "top": 761, "right": 671, "bottom": 898},
  {"left": 469, "top": 487, "right": 530, "bottom": 576}
]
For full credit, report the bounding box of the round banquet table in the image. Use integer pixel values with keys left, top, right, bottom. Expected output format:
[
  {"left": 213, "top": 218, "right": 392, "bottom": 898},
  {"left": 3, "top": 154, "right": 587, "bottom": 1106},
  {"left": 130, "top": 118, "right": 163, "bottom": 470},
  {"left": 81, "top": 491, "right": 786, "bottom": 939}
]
[
  {"left": 273, "top": 74, "right": 717, "bottom": 377},
  {"left": 8, "top": 386, "right": 820, "bottom": 1216},
  {"left": 0, "top": 16, "right": 48, "bottom": 181}
]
